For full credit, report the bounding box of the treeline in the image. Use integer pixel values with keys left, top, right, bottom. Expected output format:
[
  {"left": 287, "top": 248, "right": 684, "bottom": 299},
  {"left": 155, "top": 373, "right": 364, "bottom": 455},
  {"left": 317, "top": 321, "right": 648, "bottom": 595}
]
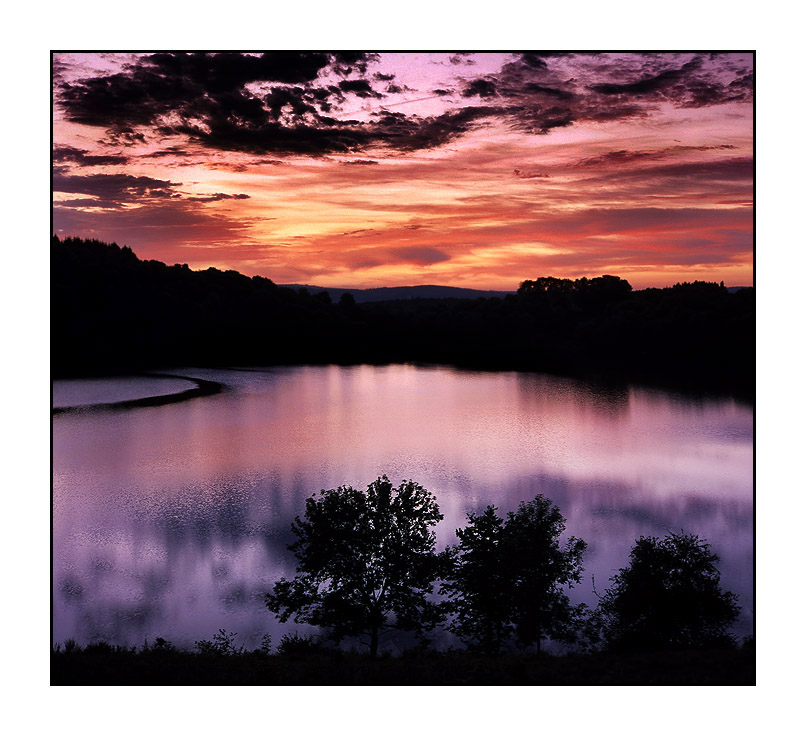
[{"left": 51, "top": 236, "right": 754, "bottom": 395}]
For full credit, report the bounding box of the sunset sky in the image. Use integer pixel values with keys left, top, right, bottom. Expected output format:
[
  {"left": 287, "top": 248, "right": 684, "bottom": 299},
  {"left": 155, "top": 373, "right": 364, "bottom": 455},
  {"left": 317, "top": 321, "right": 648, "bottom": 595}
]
[{"left": 52, "top": 51, "right": 753, "bottom": 290}]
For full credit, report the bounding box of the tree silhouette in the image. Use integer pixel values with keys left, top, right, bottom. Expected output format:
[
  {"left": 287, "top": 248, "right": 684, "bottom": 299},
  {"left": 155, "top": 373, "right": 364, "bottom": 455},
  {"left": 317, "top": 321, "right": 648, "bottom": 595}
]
[
  {"left": 598, "top": 532, "right": 740, "bottom": 651},
  {"left": 442, "top": 496, "right": 587, "bottom": 653},
  {"left": 440, "top": 506, "right": 511, "bottom": 654},
  {"left": 265, "top": 476, "right": 444, "bottom": 656},
  {"left": 504, "top": 496, "right": 587, "bottom": 651}
]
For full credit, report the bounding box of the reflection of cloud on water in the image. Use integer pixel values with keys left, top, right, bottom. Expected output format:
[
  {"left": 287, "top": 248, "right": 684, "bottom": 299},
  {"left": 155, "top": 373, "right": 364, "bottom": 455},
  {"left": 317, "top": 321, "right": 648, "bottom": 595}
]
[
  {"left": 77, "top": 600, "right": 164, "bottom": 645},
  {"left": 53, "top": 366, "right": 753, "bottom": 646},
  {"left": 220, "top": 583, "right": 268, "bottom": 611},
  {"left": 59, "top": 577, "right": 85, "bottom": 601},
  {"left": 54, "top": 462, "right": 754, "bottom": 645}
]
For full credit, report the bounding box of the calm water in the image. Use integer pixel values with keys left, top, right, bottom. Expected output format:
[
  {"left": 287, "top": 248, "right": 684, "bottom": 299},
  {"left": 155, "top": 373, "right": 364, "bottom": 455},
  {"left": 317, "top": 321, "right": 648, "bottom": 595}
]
[
  {"left": 53, "top": 375, "right": 196, "bottom": 409},
  {"left": 52, "top": 365, "right": 753, "bottom": 650}
]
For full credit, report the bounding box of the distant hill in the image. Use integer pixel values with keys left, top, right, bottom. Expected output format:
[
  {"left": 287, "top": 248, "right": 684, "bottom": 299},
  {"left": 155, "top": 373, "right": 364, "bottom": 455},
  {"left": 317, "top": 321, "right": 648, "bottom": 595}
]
[
  {"left": 285, "top": 283, "right": 752, "bottom": 300},
  {"left": 280, "top": 284, "right": 515, "bottom": 303}
]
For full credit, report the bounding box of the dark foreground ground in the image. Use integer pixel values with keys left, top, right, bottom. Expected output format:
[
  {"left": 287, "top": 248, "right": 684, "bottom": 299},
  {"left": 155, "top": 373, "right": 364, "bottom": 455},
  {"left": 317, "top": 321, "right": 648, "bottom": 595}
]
[{"left": 52, "top": 647, "right": 755, "bottom": 686}]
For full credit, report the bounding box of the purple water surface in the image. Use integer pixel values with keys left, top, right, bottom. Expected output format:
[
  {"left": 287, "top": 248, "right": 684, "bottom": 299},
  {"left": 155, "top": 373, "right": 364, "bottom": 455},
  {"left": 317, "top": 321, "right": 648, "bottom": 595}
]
[{"left": 52, "top": 365, "right": 753, "bottom": 650}]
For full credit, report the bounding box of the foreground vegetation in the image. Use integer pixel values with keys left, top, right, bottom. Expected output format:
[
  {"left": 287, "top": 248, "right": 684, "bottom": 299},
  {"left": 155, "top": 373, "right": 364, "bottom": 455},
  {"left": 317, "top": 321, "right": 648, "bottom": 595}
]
[
  {"left": 53, "top": 478, "right": 752, "bottom": 685},
  {"left": 52, "top": 236, "right": 753, "bottom": 397},
  {"left": 51, "top": 640, "right": 754, "bottom": 686},
  {"left": 265, "top": 477, "right": 743, "bottom": 658}
]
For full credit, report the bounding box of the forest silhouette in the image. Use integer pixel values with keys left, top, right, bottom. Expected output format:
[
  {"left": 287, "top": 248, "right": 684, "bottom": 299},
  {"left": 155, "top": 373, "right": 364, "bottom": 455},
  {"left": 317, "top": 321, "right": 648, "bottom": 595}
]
[{"left": 51, "top": 236, "right": 753, "bottom": 397}]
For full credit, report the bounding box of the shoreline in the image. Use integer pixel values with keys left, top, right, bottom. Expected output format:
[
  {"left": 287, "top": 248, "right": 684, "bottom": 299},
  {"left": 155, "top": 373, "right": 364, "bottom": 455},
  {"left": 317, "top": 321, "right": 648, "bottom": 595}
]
[
  {"left": 52, "top": 373, "right": 224, "bottom": 415},
  {"left": 53, "top": 360, "right": 753, "bottom": 407}
]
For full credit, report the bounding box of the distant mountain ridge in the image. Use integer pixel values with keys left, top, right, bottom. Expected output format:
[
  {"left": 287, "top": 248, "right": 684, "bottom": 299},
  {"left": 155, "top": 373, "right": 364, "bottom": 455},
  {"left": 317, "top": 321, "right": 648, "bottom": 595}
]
[
  {"left": 283, "top": 283, "right": 752, "bottom": 302},
  {"left": 279, "top": 284, "right": 516, "bottom": 303}
]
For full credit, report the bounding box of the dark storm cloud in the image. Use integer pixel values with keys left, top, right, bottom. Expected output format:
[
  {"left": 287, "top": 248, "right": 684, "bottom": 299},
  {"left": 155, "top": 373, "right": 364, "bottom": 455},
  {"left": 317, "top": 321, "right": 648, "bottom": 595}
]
[
  {"left": 588, "top": 55, "right": 753, "bottom": 107},
  {"left": 147, "top": 51, "right": 333, "bottom": 88},
  {"left": 574, "top": 145, "right": 740, "bottom": 168},
  {"left": 598, "top": 157, "right": 753, "bottom": 182},
  {"left": 330, "top": 52, "right": 379, "bottom": 76},
  {"left": 591, "top": 57, "right": 705, "bottom": 95},
  {"left": 107, "top": 128, "right": 147, "bottom": 146},
  {"left": 337, "top": 79, "right": 384, "bottom": 98},
  {"left": 53, "top": 172, "right": 181, "bottom": 204},
  {"left": 461, "top": 52, "right": 751, "bottom": 137},
  {"left": 53, "top": 145, "right": 129, "bottom": 166},
  {"left": 168, "top": 117, "right": 376, "bottom": 155},
  {"left": 185, "top": 192, "right": 251, "bottom": 203},
  {"left": 56, "top": 53, "right": 752, "bottom": 159},
  {"left": 390, "top": 246, "right": 451, "bottom": 265},
  {"left": 56, "top": 197, "right": 126, "bottom": 210},
  {"left": 52, "top": 57, "right": 71, "bottom": 82},
  {"left": 508, "top": 104, "right": 576, "bottom": 134},
  {"left": 57, "top": 52, "right": 368, "bottom": 131},
  {"left": 56, "top": 52, "right": 413, "bottom": 156},
  {"left": 462, "top": 79, "right": 498, "bottom": 99},
  {"left": 519, "top": 53, "right": 549, "bottom": 70},
  {"left": 513, "top": 168, "right": 550, "bottom": 179},
  {"left": 575, "top": 150, "right": 667, "bottom": 167},
  {"left": 141, "top": 145, "right": 193, "bottom": 159},
  {"left": 263, "top": 85, "right": 320, "bottom": 120},
  {"left": 521, "top": 83, "right": 575, "bottom": 100},
  {"left": 53, "top": 170, "right": 255, "bottom": 208},
  {"left": 370, "top": 105, "right": 505, "bottom": 151},
  {"left": 176, "top": 105, "right": 503, "bottom": 157}
]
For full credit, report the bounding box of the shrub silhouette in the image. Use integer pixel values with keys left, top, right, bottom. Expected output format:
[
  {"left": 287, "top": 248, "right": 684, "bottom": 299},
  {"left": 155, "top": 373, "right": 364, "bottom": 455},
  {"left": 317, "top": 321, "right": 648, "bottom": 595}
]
[
  {"left": 276, "top": 632, "right": 324, "bottom": 656},
  {"left": 441, "top": 496, "right": 587, "bottom": 653},
  {"left": 266, "top": 476, "right": 444, "bottom": 656},
  {"left": 597, "top": 532, "right": 740, "bottom": 651},
  {"left": 194, "top": 629, "right": 242, "bottom": 656}
]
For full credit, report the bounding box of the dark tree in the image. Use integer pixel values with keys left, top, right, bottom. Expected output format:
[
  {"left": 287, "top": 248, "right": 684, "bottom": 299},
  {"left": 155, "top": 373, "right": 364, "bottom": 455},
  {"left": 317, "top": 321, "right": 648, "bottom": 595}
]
[
  {"left": 442, "top": 496, "right": 587, "bottom": 653},
  {"left": 265, "top": 476, "right": 444, "bottom": 656},
  {"left": 504, "top": 496, "right": 587, "bottom": 651},
  {"left": 440, "top": 506, "right": 512, "bottom": 654},
  {"left": 598, "top": 532, "right": 740, "bottom": 651}
]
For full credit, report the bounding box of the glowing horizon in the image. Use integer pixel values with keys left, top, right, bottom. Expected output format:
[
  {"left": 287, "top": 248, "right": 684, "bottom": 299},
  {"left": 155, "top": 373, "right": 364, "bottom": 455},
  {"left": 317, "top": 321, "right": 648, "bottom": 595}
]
[{"left": 52, "top": 52, "right": 753, "bottom": 290}]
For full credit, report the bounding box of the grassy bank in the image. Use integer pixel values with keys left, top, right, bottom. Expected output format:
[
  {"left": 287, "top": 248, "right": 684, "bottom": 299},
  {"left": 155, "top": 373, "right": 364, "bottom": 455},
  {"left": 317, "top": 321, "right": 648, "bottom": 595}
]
[{"left": 51, "top": 645, "right": 754, "bottom": 686}]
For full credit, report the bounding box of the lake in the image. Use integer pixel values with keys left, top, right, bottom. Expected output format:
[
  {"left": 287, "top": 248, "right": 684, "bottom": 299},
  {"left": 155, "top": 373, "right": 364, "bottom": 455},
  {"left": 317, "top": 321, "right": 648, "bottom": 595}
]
[{"left": 52, "top": 365, "right": 753, "bottom": 651}]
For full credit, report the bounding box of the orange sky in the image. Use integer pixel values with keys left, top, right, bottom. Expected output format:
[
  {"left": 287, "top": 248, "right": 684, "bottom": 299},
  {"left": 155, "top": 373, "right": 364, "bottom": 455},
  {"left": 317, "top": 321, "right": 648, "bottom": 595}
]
[{"left": 52, "top": 52, "right": 753, "bottom": 290}]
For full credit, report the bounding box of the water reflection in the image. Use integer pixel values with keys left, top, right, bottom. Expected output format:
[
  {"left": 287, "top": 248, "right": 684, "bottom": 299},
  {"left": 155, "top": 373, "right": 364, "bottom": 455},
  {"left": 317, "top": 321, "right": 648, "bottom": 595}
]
[{"left": 53, "top": 365, "right": 753, "bottom": 649}]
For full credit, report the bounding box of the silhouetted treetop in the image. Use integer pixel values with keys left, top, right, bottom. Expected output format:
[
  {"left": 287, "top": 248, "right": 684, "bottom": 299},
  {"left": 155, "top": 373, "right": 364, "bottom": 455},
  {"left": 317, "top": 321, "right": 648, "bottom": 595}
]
[
  {"left": 265, "top": 476, "right": 444, "bottom": 656},
  {"left": 597, "top": 532, "right": 740, "bottom": 652},
  {"left": 441, "top": 496, "right": 587, "bottom": 654}
]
